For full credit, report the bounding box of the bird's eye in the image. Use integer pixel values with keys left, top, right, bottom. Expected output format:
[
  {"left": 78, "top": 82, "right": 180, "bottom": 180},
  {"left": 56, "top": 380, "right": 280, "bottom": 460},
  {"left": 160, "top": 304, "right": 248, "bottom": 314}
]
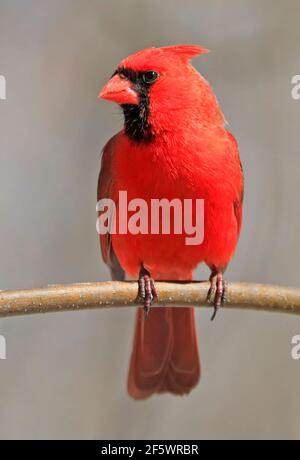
[{"left": 143, "top": 71, "right": 159, "bottom": 84}]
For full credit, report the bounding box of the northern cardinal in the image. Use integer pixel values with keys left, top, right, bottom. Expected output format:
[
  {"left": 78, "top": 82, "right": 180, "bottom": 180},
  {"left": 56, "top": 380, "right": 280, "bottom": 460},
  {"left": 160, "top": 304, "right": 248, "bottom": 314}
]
[{"left": 98, "top": 45, "right": 243, "bottom": 399}]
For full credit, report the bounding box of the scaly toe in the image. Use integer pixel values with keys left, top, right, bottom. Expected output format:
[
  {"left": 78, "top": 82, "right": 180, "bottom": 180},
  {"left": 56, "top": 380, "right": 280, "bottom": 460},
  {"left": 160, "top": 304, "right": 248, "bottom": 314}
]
[
  {"left": 209, "top": 272, "right": 226, "bottom": 321},
  {"left": 137, "top": 266, "right": 157, "bottom": 319}
]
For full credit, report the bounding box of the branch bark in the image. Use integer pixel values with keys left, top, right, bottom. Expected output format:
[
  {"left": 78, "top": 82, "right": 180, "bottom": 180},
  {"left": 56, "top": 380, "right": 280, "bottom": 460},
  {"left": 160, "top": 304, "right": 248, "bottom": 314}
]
[{"left": 0, "top": 281, "right": 300, "bottom": 318}]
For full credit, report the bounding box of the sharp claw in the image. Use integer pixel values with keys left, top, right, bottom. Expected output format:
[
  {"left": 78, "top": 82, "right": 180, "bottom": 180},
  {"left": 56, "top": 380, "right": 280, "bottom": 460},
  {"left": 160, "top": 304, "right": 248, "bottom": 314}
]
[
  {"left": 207, "top": 286, "right": 215, "bottom": 303},
  {"left": 144, "top": 306, "right": 150, "bottom": 320},
  {"left": 208, "top": 271, "right": 227, "bottom": 321},
  {"left": 138, "top": 266, "right": 157, "bottom": 319},
  {"left": 221, "top": 280, "right": 227, "bottom": 304},
  {"left": 210, "top": 307, "right": 218, "bottom": 322}
]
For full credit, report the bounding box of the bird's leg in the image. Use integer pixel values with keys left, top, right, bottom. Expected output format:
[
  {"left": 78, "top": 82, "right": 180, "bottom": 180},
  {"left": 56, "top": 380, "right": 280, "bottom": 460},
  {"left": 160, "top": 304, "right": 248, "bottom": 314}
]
[
  {"left": 137, "top": 265, "right": 158, "bottom": 319},
  {"left": 207, "top": 270, "right": 227, "bottom": 321}
]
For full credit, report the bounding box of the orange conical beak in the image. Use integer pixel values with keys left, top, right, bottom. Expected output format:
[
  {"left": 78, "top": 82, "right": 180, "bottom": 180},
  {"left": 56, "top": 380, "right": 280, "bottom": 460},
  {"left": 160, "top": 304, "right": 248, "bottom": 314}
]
[{"left": 99, "top": 74, "right": 139, "bottom": 105}]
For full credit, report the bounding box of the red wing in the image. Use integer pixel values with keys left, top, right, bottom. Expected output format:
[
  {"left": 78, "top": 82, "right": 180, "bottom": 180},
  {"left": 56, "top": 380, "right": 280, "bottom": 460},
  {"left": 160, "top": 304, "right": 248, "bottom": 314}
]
[
  {"left": 227, "top": 131, "right": 244, "bottom": 237},
  {"left": 97, "top": 133, "right": 125, "bottom": 280}
]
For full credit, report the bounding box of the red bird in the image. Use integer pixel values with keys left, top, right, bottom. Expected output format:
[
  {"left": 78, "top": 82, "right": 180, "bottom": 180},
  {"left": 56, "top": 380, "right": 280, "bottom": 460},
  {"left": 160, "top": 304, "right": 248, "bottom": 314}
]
[{"left": 98, "top": 45, "right": 243, "bottom": 399}]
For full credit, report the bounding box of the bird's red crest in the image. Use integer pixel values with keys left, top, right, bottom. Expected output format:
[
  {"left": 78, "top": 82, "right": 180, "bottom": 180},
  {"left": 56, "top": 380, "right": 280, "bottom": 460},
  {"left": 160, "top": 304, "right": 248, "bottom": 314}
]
[
  {"left": 161, "top": 44, "right": 209, "bottom": 61},
  {"left": 120, "top": 44, "right": 209, "bottom": 72}
]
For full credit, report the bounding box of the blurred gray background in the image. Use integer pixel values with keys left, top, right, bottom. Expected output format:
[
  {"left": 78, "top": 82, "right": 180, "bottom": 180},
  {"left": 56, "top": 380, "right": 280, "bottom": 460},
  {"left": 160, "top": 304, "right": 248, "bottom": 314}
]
[{"left": 0, "top": 0, "right": 300, "bottom": 440}]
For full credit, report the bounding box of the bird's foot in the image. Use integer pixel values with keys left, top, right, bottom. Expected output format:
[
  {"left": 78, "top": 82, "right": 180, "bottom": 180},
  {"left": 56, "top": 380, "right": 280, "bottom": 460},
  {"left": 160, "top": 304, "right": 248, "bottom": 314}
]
[
  {"left": 207, "top": 271, "right": 227, "bottom": 321},
  {"left": 137, "top": 266, "right": 158, "bottom": 319}
]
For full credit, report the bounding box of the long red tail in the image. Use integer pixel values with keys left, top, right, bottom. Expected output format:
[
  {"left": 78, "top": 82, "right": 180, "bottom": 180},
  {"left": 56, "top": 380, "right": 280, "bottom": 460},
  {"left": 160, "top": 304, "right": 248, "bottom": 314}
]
[{"left": 127, "top": 307, "right": 200, "bottom": 400}]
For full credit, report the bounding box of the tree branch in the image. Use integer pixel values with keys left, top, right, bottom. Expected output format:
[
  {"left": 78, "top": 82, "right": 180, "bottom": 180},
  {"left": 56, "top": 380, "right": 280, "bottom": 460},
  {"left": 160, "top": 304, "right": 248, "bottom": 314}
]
[{"left": 0, "top": 281, "right": 299, "bottom": 318}]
